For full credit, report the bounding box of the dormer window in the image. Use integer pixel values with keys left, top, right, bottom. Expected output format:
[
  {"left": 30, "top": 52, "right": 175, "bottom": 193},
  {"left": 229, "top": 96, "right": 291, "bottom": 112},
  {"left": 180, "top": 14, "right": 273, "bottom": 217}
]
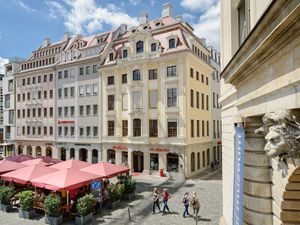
[
  {"left": 123, "top": 49, "right": 128, "bottom": 58},
  {"left": 169, "top": 38, "right": 176, "bottom": 49},
  {"left": 155, "top": 21, "right": 162, "bottom": 26},
  {"left": 143, "top": 25, "right": 148, "bottom": 30},
  {"left": 109, "top": 53, "right": 114, "bottom": 61},
  {"left": 151, "top": 43, "right": 157, "bottom": 52},
  {"left": 97, "top": 38, "right": 103, "bottom": 44},
  {"left": 133, "top": 70, "right": 141, "bottom": 81},
  {"left": 136, "top": 41, "right": 144, "bottom": 54}
]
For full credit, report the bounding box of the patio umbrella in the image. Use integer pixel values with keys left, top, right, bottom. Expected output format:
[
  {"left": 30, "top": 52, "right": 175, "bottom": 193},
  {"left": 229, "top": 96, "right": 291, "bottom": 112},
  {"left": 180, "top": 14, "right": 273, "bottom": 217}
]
[
  {"left": 6, "top": 154, "right": 35, "bottom": 163},
  {"left": 0, "top": 160, "right": 27, "bottom": 174},
  {"left": 38, "top": 156, "right": 61, "bottom": 165},
  {"left": 80, "top": 162, "right": 130, "bottom": 178},
  {"left": 1, "top": 164, "right": 58, "bottom": 184},
  {"left": 21, "top": 158, "right": 50, "bottom": 166},
  {"left": 31, "top": 168, "right": 99, "bottom": 191},
  {"left": 49, "top": 159, "right": 91, "bottom": 170}
]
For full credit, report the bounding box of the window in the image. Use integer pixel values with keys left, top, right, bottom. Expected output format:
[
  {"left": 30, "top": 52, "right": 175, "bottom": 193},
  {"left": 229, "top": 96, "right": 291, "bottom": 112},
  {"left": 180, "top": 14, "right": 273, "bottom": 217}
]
[
  {"left": 64, "top": 107, "right": 68, "bottom": 117},
  {"left": 168, "top": 121, "right": 177, "bottom": 137},
  {"left": 22, "top": 79, "right": 26, "bottom": 86},
  {"left": 58, "top": 71, "right": 62, "bottom": 79},
  {"left": 108, "top": 95, "right": 115, "bottom": 110},
  {"left": 17, "top": 110, "right": 20, "bottom": 118},
  {"left": 70, "top": 87, "right": 75, "bottom": 97},
  {"left": 133, "top": 119, "right": 141, "bottom": 137},
  {"left": 93, "top": 65, "right": 97, "bottom": 73},
  {"left": 50, "top": 107, "right": 53, "bottom": 117},
  {"left": 167, "top": 88, "right": 177, "bottom": 107},
  {"left": 44, "top": 108, "right": 47, "bottom": 117},
  {"left": 79, "top": 127, "right": 84, "bottom": 137},
  {"left": 207, "top": 121, "right": 210, "bottom": 136},
  {"left": 49, "top": 73, "right": 53, "bottom": 81},
  {"left": 58, "top": 88, "right": 62, "bottom": 98},
  {"left": 86, "top": 85, "right": 91, "bottom": 95},
  {"left": 196, "top": 71, "right": 199, "bottom": 80},
  {"left": 190, "top": 68, "right": 194, "bottom": 78},
  {"left": 202, "top": 151, "right": 205, "bottom": 167},
  {"left": 149, "top": 90, "right": 158, "bottom": 108},
  {"left": 196, "top": 92, "right": 199, "bottom": 108},
  {"left": 136, "top": 40, "right": 144, "bottom": 53},
  {"left": 123, "top": 49, "right": 128, "bottom": 58},
  {"left": 17, "top": 94, "right": 21, "bottom": 102},
  {"left": 86, "top": 105, "right": 91, "bottom": 116},
  {"left": 217, "top": 94, "right": 219, "bottom": 108},
  {"left": 64, "top": 127, "right": 68, "bottom": 136},
  {"left": 93, "top": 127, "right": 98, "bottom": 137},
  {"left": 5, "top": 95, "right": 10, "bottom": 108},
  {"left": 27, "top": 126, "right": 30, "bottom": 135},
  {"left": 169, "top": 38, "right": 175, "bottom": 49},
  {"left": 201, "top": 74, "right": 204, "bottom": 83},
  {"left": 122, "top": 74, "right": 127, "bottom": 84},
  {"left": 79, "top": 67, "right": 84, "bottom": 75},
  {"left": 27, "top": 109, "right": 30, "bottom": 117},
  {"left": 22, "top": 93, "right": 25, "bottom": 101},
  {"left": 79, "top": 106, "right": 84, "bottom": 116},
  {"left": 86, "top": 66, "right": 91, "bottom": 74},
  {"left": 79, "top": 86, "right": 84, "bottom": 96},
  {"left": 58, "top": 107, "right": 62, "bottom": 117},
  {"left": 132, "top": 91, "right": 142, "bottom": 109},
  {"left": 191, "top": 120, "right": 194, "bottom": 138},
  {"left": 38, "top": 76, "right": 41, "bottom": 83},
  {"left": 107, "top": 76, "right": 114, "bottom": 85},
  {"left": 38, "top": 108, "right": 41, "bottom": 117},
  {"left": 32, "top": 77, "right": 36, "bottom": 84},
  {"left": 191, "top": 152, "right": 195, "bottom": 172},
  {"left": 149, "top": 120, "right": 158, "bottom": 137},
  {"left": 149, "top": 69, "right": 157, "bottom": 80},
  {"left": 44, "top": 90, "right": 47, "bottom": 99},
  {"left": 70, "top": 106, "right": 75, "bottom": 117},
  {"left": 71, "top": 127, "right": 75, "bottom": 136},
  {"left": 202, "top": 120, "right": 205, "bottom": 137},
  {"left": 58, "top": 127, "right": 62, "bottom": 136},
  {"left": 238, "top": 0, "right": 247, "bottom": 45},
  {"left": 86, "top": 127, "right": 91, "bottom": 136},
  {"left": 32, "top": 127, "right": 36, "bottom": 135},
  {"left": 22, "top": 109, "right": 25, "bottom": 118},
  {"left": 122, "top": 94, "right": 128, "bottom": 110},
  {"left": 93, "top": 84, "right": 98, "bottom": 95},
  {"left": 64, "top": 88, "right": 68, "bottom": 98},
  {"left": 151, "top": 43, "right": 157, "bottom": 52},
  {"left": 50, "top": 90, "right": 53, "bottom": 98},
  {"left": 93, "top": 105, "right": 98, "bottom": 115},
  {"left": 108, "top": 121, "right": 114, "bottom": 136},
  {"left": 206, "top": 95, "right": 209, "bottom": 110},
  {"left": 50, "top": 126, "right": 53, "bottom": 135},
  {"left": 207, "top": 149, "right": 210, "bottom": 166},
  {"left": 64, "top": 70, "right": 68, "bottom": 78},
  {"left": 44, "top": 127, "right": 47, "bottom": 135},
  {"left": 22, "top": 126, "right": 25, "bottom": 135},
  {"left": 27, "top": 92, "right": 30, "bottom": 100},
  {"left": 197, "top": 120, "right": 200, "bottom": 137},
  {"left": 109, "top": 53, "right": 114, "bottom": 61},
  {"left": 133, "top": 70, "right": 141, "bottom": 81},
  {"left": 167, "top": 66, "right": 176, "bottom": 77},
  {"left": 201, "top": 93, "right": 204, "bottom": 109},
  {"left": 213, "top": 92, "right": 216, "bottom": 108},
  {"left": 122, "top": 120, "right": 128, "bottom": 136},
  {"left": 206, "top": 77, "right": 209, "bottom": 85},
  {"left": 190, "top": 89, "right": 194, "bottom": 107}
]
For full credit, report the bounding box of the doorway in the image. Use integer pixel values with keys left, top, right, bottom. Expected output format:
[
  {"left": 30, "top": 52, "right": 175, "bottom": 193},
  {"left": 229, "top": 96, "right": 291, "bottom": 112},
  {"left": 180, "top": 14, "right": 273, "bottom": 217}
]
[
  {"left": 132, "top": 151, "right": 144, "bottom": 172},
  {"left": 79, "top": 148, "right": 87, "bottom": 162}
]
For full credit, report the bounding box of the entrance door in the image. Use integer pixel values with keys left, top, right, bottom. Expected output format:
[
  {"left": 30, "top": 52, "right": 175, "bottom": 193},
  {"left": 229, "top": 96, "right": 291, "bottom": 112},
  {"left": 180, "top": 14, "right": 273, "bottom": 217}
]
[
  {"left": 79, "top": 148, "right": 87, "bottom": 162},
  {"left": 132, "top": 151, "right": 144, "bottom": 172}
]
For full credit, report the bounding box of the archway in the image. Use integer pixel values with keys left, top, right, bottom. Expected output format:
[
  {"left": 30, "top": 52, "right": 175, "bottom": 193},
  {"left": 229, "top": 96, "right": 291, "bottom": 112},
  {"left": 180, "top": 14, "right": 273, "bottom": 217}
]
[
  {"left": 132, "top": 151, "right": 144, "bottom": 172},
  {"left": 281, "top": 166, "right": 300, "bottom": 223},
  {"left": 60, "top": 147, "right": 66, "bottom": 161},
  {"left": 26, "top": 145, "right": 32, "bottom": 156},
  {"left": 79, "top": 148, "right": 87, "bottom": 162},
  {"left": 107, "top": 149, "right": 115, "bottom": 164},
  {"left": 18, "top": 145, "right": 23, "bottom": 155},
  {"left": 167, "top": 153, "right": 179, "bottom": 172},
  {"left": 36, "top": 146, "right": 42, "bottom": 157},
  {"left": 70, "top": 148, "right": 75, "bottom": 159},
  {"left": 92, "top": 149, "right": 98, "bottom": 164},
  {"left": 46, "top": 146, "right": 52, "bottom": 157}
]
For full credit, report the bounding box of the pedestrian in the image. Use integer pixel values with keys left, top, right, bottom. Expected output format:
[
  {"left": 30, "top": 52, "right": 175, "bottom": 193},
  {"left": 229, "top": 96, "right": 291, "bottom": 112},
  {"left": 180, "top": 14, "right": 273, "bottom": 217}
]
[
  {"left": 162, "top": 188, "right": 170, "bottom": 215},
  {"left": 182, "top": 192, "right": 190, "bottom": 218},
  {"left": 190, "top": 191, "right": 200, "bottom": 219},
  {"left": 152, "top": 187, "right": 161, "bottom": 214}
]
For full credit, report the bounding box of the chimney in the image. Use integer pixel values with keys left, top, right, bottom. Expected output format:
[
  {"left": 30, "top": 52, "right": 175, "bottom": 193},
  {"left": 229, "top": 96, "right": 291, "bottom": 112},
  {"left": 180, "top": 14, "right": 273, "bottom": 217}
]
[
  {"left": 42, "top": 37, "right": 50, "bottom": 48},
  {"left": 63, "top": 32, "right": 70, "bottom": 41},
  {"left": 139, "top": 11, "right": 148, "bottom": 24},
  {"left": 162, "top": 3, "right": 172, "bottom": 18},
  {"left": 176, "top": 15, "right": 183, "bottom": 22}
]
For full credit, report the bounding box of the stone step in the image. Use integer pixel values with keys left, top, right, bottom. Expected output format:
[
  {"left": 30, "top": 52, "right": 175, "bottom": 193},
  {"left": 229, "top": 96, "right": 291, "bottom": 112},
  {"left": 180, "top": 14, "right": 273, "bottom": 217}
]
[
  {"left": 281, "top": 211, "right": 300, "bottom": 223},
  {"left": 283, "top": 191, "right": 300, "bottom": 200}
]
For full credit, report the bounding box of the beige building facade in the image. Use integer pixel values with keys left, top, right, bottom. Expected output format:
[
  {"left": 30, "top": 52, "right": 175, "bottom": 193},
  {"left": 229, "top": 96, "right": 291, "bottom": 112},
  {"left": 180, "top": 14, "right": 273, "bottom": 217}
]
[{"left": 220, "top": 0, "right": 300, "bottom": 224}]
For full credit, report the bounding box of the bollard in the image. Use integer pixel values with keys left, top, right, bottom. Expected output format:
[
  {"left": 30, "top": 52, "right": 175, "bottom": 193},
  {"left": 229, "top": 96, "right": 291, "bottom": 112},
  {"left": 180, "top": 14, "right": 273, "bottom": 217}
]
[{"left": 128, "top": 207, "right": 131, "bottom": 221}]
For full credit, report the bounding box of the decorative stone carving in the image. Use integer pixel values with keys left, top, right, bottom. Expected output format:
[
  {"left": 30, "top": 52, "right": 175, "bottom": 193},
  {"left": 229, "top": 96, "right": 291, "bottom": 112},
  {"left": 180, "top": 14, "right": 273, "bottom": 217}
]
[{"left": 255, "top": 110, "right": 300, "bottom": 176}]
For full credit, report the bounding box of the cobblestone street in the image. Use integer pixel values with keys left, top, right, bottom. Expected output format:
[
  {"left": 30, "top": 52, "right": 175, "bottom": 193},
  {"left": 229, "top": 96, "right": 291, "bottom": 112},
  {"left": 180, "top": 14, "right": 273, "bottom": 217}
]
[{"left": 0, "top": 169, "right": 222, "bottom": 225}]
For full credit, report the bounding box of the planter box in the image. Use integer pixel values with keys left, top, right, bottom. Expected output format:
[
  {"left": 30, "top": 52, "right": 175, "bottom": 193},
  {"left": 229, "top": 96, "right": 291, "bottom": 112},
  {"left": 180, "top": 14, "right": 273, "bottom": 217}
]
[
  {"left": 45, "top": 215, "right": 63, "bottom": 225},
  {"left": 107, "top": 199, "right": 121, "bottom": 209},
  {"left": 75, "top": 213, "right": 93, "bottom": 225},
  {"left": 123, "top": 192, "right": 135, "bottom": 201},
  {"left": 0, "top": 204, "right": 13, "bottom": 212},
  {"left": 19, "top": 209, "right": 35, "bottom": 219}
]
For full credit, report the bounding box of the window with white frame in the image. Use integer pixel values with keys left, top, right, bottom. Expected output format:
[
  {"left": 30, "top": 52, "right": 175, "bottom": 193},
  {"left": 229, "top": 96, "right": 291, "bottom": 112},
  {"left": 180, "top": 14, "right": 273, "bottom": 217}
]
[
  {"left": 167, "top": 88, "right": 177, "bottom": 107},
  {"left": 93, "top": 84, "right": 98, "bottom": 95},
  {"left": 86, "top": 85, "right": 91, "bottom": 95},
  {"left": 79, "top": 86, "right": 84, "bottom": 96}
]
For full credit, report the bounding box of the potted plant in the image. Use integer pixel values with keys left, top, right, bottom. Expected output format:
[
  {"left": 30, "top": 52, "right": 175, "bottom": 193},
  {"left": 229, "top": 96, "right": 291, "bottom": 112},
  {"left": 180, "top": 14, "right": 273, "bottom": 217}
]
[
  {"left": 118, "top": 174, "right": 136, "bottom": 200},
  {"left": 0, "top": 186, "right": 15, "bottom": 212},
  {"left": 107, "top": 183, "right": 125, "bottom": 209},
  {"left": 75, "top": 194, "right": 94, "bottom": 225},
  {"left": 44, "top": 194, "right": 62, "bottom": 225},
  {"left": 18, "top": 190, "right": 35, "bottom": 219}
]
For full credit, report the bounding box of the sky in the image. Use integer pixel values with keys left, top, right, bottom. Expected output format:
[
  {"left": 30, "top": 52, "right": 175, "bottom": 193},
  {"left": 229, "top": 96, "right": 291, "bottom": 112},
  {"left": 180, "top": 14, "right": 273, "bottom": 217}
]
[{"left": 0, "top": 0, "right": 220, "bottom": 73}]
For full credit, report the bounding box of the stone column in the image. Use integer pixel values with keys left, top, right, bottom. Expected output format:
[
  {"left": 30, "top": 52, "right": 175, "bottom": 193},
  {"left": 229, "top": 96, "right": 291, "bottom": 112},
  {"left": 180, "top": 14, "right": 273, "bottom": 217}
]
[
  {"left": 87, "top": 149, "right": 92, "bottom": 163},
  {"left": 41, "top": 146, "right": 46, "bottom": 157},
  {"left": 128, "top": 148, "right": 133, "bottom": 172},
  {"left": 159, "top": 152, "right": 167, "bottom": 171},
  {"left": 102, "top": 147, "right": 107, "bottom": 162},
  {"left": 143, "top": 151, "right": 150, "bottom": 174},
  {"left": 66, "top": 148, "right": 70, "bottom": 160},
  {"left": 98, "top": 148, "right": 102, "bottom": 163},
  {"left": 75, "top": 148, "right": 79, "bottom": 160},
  {"left": 115, "top": 150, "right": 122, "bottom": 165}
]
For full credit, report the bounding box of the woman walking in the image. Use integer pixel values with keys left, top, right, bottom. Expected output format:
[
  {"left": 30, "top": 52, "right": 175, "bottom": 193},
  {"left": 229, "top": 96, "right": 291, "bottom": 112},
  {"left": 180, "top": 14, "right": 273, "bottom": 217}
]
[
  {"left": 162, "top": 188, "right": 170, "bottom": 215},
  {"left": 182, "top": 192, "right": 190, "bottom": 218},
  {"left": 152, "top": 187, "right": 161, "bottom": 214},
  {"left": 190, "top": 191, "right": 201, "bottom": 219}
]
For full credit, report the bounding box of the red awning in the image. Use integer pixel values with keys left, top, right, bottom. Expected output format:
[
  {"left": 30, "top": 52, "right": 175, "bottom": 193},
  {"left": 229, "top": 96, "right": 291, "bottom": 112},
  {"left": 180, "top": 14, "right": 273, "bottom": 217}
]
[
  {"left": 80, "top": 162, "right": 130, "bottom": 179},
  {"left": 49, "top": 159, "right": 91, "bottom": 170},
  {"left": 6, "top": 154, "right": 35, "bottom": 163},
  {"left": 21, "top": 158, "right": 50, "bottom": 166},
  {"left": 38, "top": 156, "right": 61, "bottom": 165},
  {"left": 0, "top": 160, "right": 27, "bottom": 174}
]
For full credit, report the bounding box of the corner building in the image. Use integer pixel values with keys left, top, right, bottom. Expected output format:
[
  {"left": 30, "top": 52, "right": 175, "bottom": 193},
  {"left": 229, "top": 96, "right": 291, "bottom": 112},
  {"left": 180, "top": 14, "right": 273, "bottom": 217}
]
[{"left": 101, "top": 4, "right": 216, "bottom": 177}]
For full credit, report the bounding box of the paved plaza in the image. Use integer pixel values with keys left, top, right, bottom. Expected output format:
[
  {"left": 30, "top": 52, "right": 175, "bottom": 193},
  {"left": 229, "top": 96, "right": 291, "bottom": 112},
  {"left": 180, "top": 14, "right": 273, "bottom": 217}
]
[{"left": 0, "top": 169, "right": 222, "bottom": 225}]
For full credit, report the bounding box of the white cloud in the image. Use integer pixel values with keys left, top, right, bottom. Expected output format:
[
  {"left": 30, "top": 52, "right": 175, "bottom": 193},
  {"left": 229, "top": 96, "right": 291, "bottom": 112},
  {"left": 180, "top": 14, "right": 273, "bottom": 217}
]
[
  {"left": 47, "top": 0, "right": 138, "bottom": 34},
  {"left": 182, "top": 13, "right": 196, "bottom": 23},
  {"left": 180, "top": 0, "right": 217, "bottom": 11},
  {"left": 17, "top": 0, "right": 37, "bottom": 13},
  {"left": 0, "top": 57, "right": 9, "bottom": 74},
  {"left": 192, "top": 1, "right": 220, "bottom": 50},
  {"left": 129, "top": 0, "right": 140, "bottom": 6},
  {"left": 150, "top": 0, "right": 155, "bottom": 6}
]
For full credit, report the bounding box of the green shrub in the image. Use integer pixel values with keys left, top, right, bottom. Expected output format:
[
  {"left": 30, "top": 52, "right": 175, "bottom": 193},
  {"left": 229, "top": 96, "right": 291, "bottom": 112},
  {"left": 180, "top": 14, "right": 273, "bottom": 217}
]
[
  {"left": 45, "top": 194, "right": 61, "bottom": 218},
  {"left": 0, "top": 186, "right": 15, "bottom": 205},
  {"left": 108, "top": 183, "right": 125, "bottom": 202},
  {"left": 76, "top": 194, "right": 94, "bottom": 217},
  {"left": 18, "top": 190, "right": 34, "bottom": 211},
  {"left": 117, "top": 174, "right": 136, "bottom": 194}
]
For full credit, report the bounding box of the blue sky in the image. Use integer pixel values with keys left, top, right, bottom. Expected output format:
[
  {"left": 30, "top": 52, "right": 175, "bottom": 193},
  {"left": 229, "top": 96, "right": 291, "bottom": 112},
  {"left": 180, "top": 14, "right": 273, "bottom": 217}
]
[{"left": 0, "top": 0, "right": 220, "bottom": 73}]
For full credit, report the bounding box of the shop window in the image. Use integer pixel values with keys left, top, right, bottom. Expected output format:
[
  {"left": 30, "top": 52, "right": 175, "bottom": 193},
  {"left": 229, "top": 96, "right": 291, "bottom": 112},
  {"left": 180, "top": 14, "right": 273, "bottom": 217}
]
[
  {"left": 92, "top": 149, "right": 98, "bottom": 164},
  {"left": 60, "top": 147, "right": 66, "bottom": 161},
  {"left": 122, "top": 152, "right": 128, "bottom": 165},
  {"left": 167, "top": 153, "right": 179, "bottom": 172},
  {"left": 107, "top": 149, "right": 116, "bottom": 164},
  {"left": 70, "top": 148, "right": 75, "bottom": 159},
  {"left": 150, "top": 153, "right": 159, "bottom": 170}
]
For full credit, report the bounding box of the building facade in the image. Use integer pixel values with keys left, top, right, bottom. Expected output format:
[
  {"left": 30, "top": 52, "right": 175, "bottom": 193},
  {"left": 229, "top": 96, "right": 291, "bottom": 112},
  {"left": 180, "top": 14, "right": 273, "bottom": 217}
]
[{"left": 220, "top": 0, "right": 300, "bottom": 224}]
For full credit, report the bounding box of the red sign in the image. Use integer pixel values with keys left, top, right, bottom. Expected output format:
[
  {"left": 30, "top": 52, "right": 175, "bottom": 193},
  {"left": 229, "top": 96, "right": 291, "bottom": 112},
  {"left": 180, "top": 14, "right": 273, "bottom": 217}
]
[
  {"left": 150, "top": 147, "right": 170, "bottom": 153},
  {"left": 58, "top": 120, "right": 75, "bottom": 125},
  {"left": 113, "top": 145, "right": 128, "bottom": 150}
]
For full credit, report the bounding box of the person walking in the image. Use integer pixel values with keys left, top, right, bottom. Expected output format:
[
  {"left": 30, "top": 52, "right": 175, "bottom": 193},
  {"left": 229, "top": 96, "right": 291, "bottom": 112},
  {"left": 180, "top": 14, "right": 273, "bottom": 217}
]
[
  {"left": 162, "top": 188, "right": 170, "bottom": 215},
  {"left": 152, "top": 187, "right": 161, "bottom": 214},
  {"left": 182, "top": 192, "right": 190, "bottom": 218},
  {"left": 190, "top": 191, "right": 201, "bottom": 219}
]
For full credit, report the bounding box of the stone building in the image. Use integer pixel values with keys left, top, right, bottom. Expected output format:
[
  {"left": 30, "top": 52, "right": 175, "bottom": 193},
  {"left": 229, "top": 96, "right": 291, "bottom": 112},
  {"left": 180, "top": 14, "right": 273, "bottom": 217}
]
[{"left": 220, "top": 0, "right": 300, "bottom": 224}]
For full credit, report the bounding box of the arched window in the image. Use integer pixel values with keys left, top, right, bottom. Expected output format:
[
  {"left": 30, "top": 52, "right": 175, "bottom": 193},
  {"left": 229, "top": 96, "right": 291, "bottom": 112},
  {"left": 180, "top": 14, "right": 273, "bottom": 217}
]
[
  {"left": 133, "top": 70, "right": 141, "bottom": 81},
  {"left": 60, "top": 147, "right": 66, "bottom": 161},
  {"left": 136, "top": 41, "right": 144, "bottom": 54},
  {"left": 46, "top": 146, "right": 52, "bottom": 157},
  {"left": 18, "top": 145, "right": 23, "bottom": 155},
  {"left": 133, "top": 119, "right": 141, "bottom": 137},
  {"left": 70, "top": 148, "right": 75, "bottom": 159},
  {"left": 92, "top": 149, "right": 98, "bottom": 164},
  {"left": 191, "top": 152, "right": 195, "bottom": 172},
  {"left": 123, "top": 49, "right": 128, "bottom": 58},
  {"left": 169, "top": 38, "right": 175, "bottom": 49},
  {"left": 36, "top": 146, "right": 42, "bottom": 157},
  {"left": 26, "top": 145, "right": 32, "bottom": 156}
]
